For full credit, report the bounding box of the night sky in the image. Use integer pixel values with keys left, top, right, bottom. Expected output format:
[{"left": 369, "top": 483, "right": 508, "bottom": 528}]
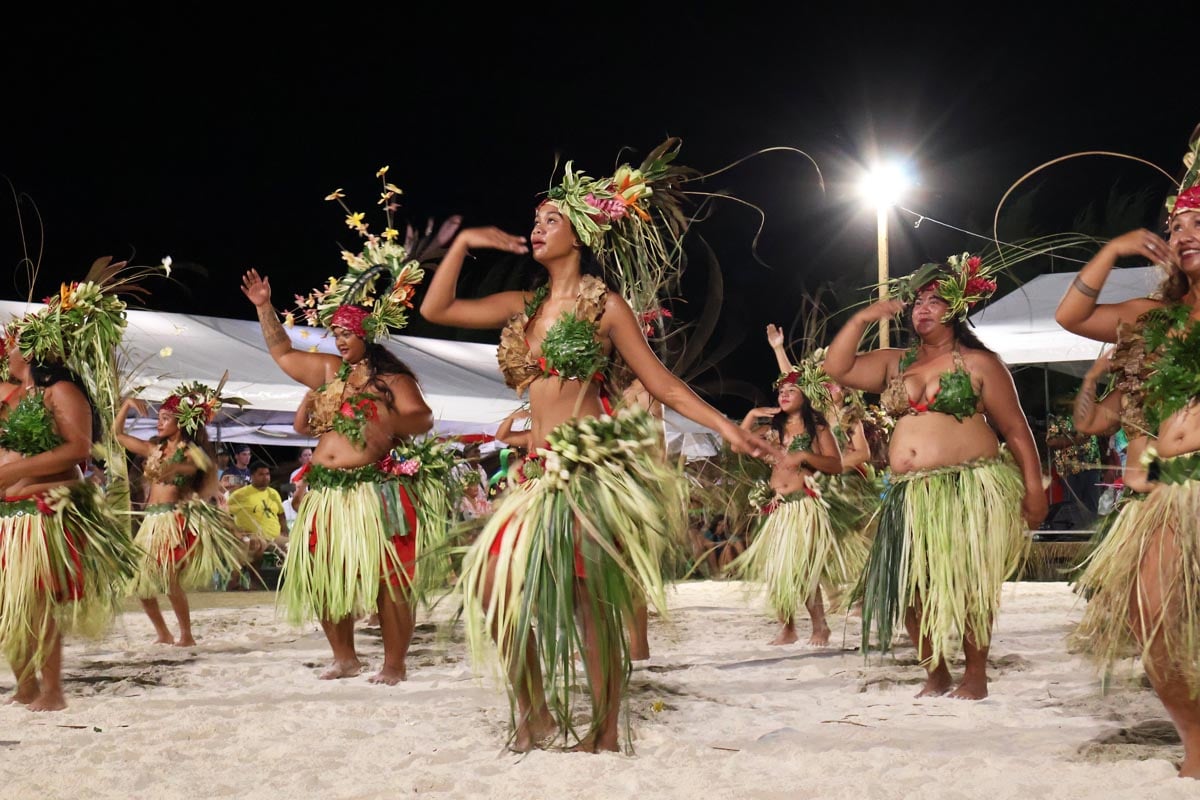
[{"left": 3, "top": 6, "right": 1193, "bottom": 417}]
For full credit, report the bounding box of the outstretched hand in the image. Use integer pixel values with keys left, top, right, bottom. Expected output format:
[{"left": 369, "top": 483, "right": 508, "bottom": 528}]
[
  {"left": 241, "top": 269, "right": 272, "bottom": 307},
  {"left": 455, "top": 226, "right": 529, "bottom": 256},
  {"left": 766, "top": 323, "right": 785, "bottom": 349},
  {"left": 1085, "top": 346, "right": 1117, "bottom": 379},
  {"left": 726, "top": 426, "right": 777, "bottom": 460}
]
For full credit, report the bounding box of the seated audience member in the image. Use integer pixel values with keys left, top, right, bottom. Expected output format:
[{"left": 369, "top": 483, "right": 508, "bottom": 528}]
[{"left": 225, "top": 461, "right": 288, "bottom": 589}]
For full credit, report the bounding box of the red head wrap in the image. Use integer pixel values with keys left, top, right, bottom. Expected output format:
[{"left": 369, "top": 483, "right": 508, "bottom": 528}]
[
  {"left": 1173, "top": 185, "right": 1200, "bottom": 219},
  {"left": 330, "top": 305, "right": 370, "bottom": 338}
]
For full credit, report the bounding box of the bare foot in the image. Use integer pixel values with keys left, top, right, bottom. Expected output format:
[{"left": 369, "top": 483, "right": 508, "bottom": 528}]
[
  {"left": 319, "top": 659, "right": 363, "bottom": 680},
  {"left": 770, "top": 625, "right": 799, "bottom": 646},
  {"left": 511, "top": 711, "right": 557, "bottom": 753},
  {"left": 915, "top": 671, "right": 953, "bottom": 698},
  {"left": 629, "top": 644, "right": 650, "bottom": 661},
  {"left": 1178, "top": 754, "right": 1200, "bottom": 780},
  {"left": 6, "top": 686, "right": 39, "bottom": 705},
  {"left": 28, "top": 689, "right": 66, "bottom": 712},
  {"left": 367, "top": 665, "right": 406, "bottom": 685},
  {"left": 154, "top": 633, "right": 175, "bottom": 645},
  {"left": 569, "top": 734, "right": 618, "bottom": 753},
  {"left": 174, "top": 636, "right": 196, "bottom": 648},
  {"left": 808, "top": 625, "right": 831, "bottom": 647},
  {"left": 948, "top": 675, "right": 988, "bottom": 700}
]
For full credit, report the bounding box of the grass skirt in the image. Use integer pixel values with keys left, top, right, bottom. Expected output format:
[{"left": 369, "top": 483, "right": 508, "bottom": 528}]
[
  {"left": 856, "top": 454, "right": 1027, "bottom": 665},
  {"left": 459, "top": 407, "right": 686, "bottom": 748},
  {"left": 1072, "top": 456, "right": 1200, "bottom": 693},
  {"left": 730, "top": 481, "right": 870, "bottom": 621},
  {"left": 279, "top": 465, "right": 414, "bottom": 625},
  {"left": 0, "top": 482, "right": 139, "bottom": 671},
  {"left": 129, "top": 500, "right": 246, "bottom": 597}
]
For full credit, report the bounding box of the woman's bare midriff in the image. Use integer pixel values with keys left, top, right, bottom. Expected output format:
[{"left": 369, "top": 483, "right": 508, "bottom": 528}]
[
  {"left": 527, "top": 378, "right": 608, "bottom": 446},
  {"left": 887, "top": 414, "right": 999, "bottom": 474},
  {"left": 1155, "top": 403, "right": 1200, "bottom": 459},
  {"left": 7, "top": 470, "right": 84, "bottom": 499},
  {"left": 312, "top": 427, "right": 396, "bottom": 470},
  {"left": 146, "top": 484, "right": 184, "bottom": 505},
  {"left": 769, "top": 462, "right": 816, "bottom": 495}
]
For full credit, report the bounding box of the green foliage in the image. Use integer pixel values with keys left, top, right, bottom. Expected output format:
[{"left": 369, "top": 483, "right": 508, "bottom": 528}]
[
  {"left": 0, "top": 393, "right": 63, "bottom": 456},
  {"left": 931, "top": 368, "right": 978, "bottom": 422},
  {"left": 1141, "top": 305, "right": 1200, "bottom": 433},
  {"left": 538, "top": 313, "right": 603, "bottom": 382}
]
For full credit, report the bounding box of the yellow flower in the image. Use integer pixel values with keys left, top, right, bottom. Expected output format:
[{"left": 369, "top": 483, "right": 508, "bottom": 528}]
[
  {"left": 375, "top": 166, "right": 390, "bottom": 177},
  {"left": 345, "top": 212, "right": 367, "bottom": 231},
  {"left": 308, "top": 345, "right": 319, "bottom": 353},
  {"left": 283, "top": 312, "right": 295, "bottom": 328},
  {"left": 383, "top": 227, "right": 399, "bottom": 241},
  {"left": 159, "top": 347, "right": 173, "bottom": 357},
  {"left": 384, "top": 183, "right": 403, "bottom": 196},
  {"left": 325, "top": 189, "right": 345, "bottom": 201}
]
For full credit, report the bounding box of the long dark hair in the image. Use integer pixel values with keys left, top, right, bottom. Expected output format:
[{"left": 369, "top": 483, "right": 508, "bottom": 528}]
[
  {"left": 770, "top": 387, "right": 827, "bottom": 452},
  {"left": 903, "top": 300, "right": 997, "bottom": 355},
  {"left": 30, "top": 362, "right": 102, "bottom": 443},
  {"left": 362, "top": 341, "right": 417, "bottom": 411}
]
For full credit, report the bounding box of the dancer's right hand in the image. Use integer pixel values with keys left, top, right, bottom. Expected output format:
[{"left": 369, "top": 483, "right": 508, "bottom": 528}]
[
  {"left": 855, "top": 298, "right": 906, "bottom": 324},
  {"left": 1102, "top": 228, "right": 1175, "bottom": 268},
  {"left": 241, "top": 269, "right": 272, "bottom": 307},
  {"left": 455, "top": 226, "right": 529, "bottom": 256},
  {"left": 1085, "top": 346, "right": 1116, "bottom": 379},
  {"left": 121, "top": 397, "right": 150, "bottom": 416}
]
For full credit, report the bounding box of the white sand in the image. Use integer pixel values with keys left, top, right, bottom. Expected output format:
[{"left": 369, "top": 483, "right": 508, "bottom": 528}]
[{"left": 0, "top": 580, "right": 1192, "bottom": 799}]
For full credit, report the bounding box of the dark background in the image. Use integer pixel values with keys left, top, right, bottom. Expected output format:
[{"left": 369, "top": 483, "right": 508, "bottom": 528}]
[{"left": 2, "top": 5, "right": 1193, "bottom": 421}]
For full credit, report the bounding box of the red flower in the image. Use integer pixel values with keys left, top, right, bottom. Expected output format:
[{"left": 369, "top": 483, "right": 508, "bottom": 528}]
[
  {"left": 966, "top": 256, "right": 982, "bottom": 276},
  {"left": 35, "top": 496, "right": 54, "bottom": 516},
  {"left": 965, "top": 277, "right": 997, "bottom": 296},
  {"left": 355, "top": 398, "right": 378, "bottom": 420},
  {"left": 339, "top": 401, "right": 354, "bottom": 418}
]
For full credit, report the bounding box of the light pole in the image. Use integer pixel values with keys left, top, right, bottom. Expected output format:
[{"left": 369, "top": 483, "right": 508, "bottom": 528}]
[{"left": 858, "top": 162, "right": 910, "bottom": 348}]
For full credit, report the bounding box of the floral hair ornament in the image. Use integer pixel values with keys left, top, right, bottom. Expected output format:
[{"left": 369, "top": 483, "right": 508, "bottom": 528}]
[
  {"left": 1165, "top": 130, "right": 1200, "bottom": 220},
  {"left": 295, "top": 167, "right": 428, "bottom": 343},
  {"left": 889, "top": 252, "right": 999, "bottom": 323},
  {"left": 773, "top": 347, "right": 834, "bottom": 412},
  {"left": 160, "top": 371, "right": 247, "bottom": 438}
]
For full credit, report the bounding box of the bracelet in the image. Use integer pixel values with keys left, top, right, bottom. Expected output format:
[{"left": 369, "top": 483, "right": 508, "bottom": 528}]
[{"left": 1071, "top": 276, "right": 1100, "bottom": 299}]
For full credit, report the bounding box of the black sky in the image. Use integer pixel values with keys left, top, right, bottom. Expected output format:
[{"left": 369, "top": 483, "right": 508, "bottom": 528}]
[{"left": 2, "top": 5, "right": 1194, "bottom": 414}]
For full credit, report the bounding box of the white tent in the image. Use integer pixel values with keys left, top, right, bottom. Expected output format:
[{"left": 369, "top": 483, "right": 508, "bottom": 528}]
[
  {"left": 968, "top": 267, "right": 1160, "bottom": 373},
  {"left": 0, "top": 301, "right": 719, "bottom": 457}
]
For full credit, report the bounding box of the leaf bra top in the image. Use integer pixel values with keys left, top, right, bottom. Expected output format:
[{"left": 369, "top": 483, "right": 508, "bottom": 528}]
[
  {"left": 496, "top": 275, "right": 611, "bottom": 397},
  {"left": 880, "top": 346, "right": 980, "bottom": 422}
]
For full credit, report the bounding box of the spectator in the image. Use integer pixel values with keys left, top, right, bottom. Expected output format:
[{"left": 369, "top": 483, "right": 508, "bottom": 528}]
[
  {"left": 225, "top": 461, "right": 288, "bottom": 589},
  {"left": 459, "top": 478, "right": 491, "bottom": 521},
  {"left": 223, "top": 444, "right": 253, "bottom": 483},
  {"left": 1046, "top": 406, "right": 1104, "bottom": 528},
  {"left": 289, "top": 447, "right": 313, "bottom": 484}
]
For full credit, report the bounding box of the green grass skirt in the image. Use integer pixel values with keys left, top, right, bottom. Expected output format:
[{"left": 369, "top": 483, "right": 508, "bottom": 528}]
[
  {"left": 129, "top": 500, "right": 246, "bottom": 597},
  {"left": 856, "top": 454, "right": 1027, "bottom": 665},
  {"left": 730, "top": 482, "right": 871, "bottom": 621},
  {"left": 0, "top": 482, "right": 139, "bottom": 671},
  {"left": 278, "top": 475, "right": 413, "bottom": 625},
  {"left": 1072, "top": 468, "right": 1200, "bottom": 694},
  {"left": 459, "top": 410, "right": 687, "bottom": 748}
]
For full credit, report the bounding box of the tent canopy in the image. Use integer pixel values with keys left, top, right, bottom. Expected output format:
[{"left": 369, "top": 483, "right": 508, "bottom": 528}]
[
  {"left": 968, "top": 267, "right": 1159, "bottom": 372},
  {"left": 0, "top": 301, "right": 718, "bottom": 456}
]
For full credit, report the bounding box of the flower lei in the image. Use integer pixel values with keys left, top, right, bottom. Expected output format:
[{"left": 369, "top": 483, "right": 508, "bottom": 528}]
[
  {"left": 380, "top": 435, "right": 461, "bottom": 482},
  {"left": 292, "top": 167, "right": 425, "bottom": 342}
]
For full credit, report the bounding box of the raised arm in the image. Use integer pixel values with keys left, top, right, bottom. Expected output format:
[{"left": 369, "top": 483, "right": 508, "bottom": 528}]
[
  {"left": 1053, "top": 230, "right": 1169, "bottom": 342},
  {"left": 114, "top": 397, "right": 155, "bottom": 458},
  {"left": 975, "top": 354, "right": 1048, "bottom": 528},
  {"left": 605, "top": 294, "right": 773, "bottom": 459},
  {"left": 495, "top": 407, "right": 533, "bottom": 451},
  {"left": 766, "top": 324, "right": 792, "bottom": 374},
  {"left": 1072, "top": 348, "right": 1122, "bottom": 437},
  {"left": 240, "top": 269, "right": 341, "bottom": 389},
  {"left": 419, "top": 227, "right": 530, "bottom": 329},
  {"left": 823, "top": 299, "right": 906, "bottom": 393},
  {"left": 780, "top": 422, "right": 843, "bottom": 475}
]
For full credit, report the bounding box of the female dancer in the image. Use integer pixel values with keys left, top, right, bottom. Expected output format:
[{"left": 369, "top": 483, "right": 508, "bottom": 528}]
[
  {"left": 733, "top": 364, "right": 849, "bottom": 646},
  {"left": 115, "top": 381, "right": 244, "bottom": 645},
  {"left": 0, "top": 274, "right": 141, "bottom": 710},
  {"left": 1055, "top": 131, "right": 1200, "bottom": 777},
  {"left": 241, "top": 171, "right": 436, "bottom": 684},
  {"left": 825, "top": 252, "right": 1045, "bottom": 699},
  {"left": 420, "top": 139, "right": 767, "bottom": 752}
]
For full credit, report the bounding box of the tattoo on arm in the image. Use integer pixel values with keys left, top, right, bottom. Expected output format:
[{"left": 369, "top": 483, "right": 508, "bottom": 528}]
[
  {"left": 258, "top": 305, "right": 292, "bottom": 351},
  {"left": 1073, "top": 376, "right": 1097, "bottom": 427}
]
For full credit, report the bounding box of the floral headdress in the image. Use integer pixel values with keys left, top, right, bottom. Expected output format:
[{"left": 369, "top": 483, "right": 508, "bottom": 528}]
[
  {"left": 773, "top": 347, "right": 843, "bottom": 414},
  {"left": 160, "top": 373, "right": 246, "bottom": 438},
  {"left": 890, "top": 252, "right": 999, "bottom": 322},
  {"left": 542, "top": 138, "right": 696, "bottom": 337},
  {"left": 293, "top": 167, "right": 427, "bottom": 342},
  {"left": 1165, "top": 131, "right": 1200, "bottom": 220}
]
